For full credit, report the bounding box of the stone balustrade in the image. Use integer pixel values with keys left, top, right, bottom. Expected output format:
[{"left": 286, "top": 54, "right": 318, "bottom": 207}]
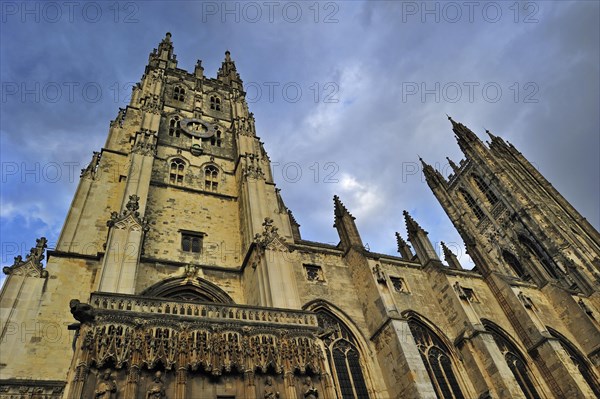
[{"left": 90, "top": 292, "right": 318, "bottom": 327}]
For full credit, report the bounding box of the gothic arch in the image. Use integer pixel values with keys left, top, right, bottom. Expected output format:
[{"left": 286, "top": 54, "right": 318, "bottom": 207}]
[
  {"left": 482, "top": 320, "right": 542, "bottom": 399},
  {"left": 402, "top": 310, "right": 469, "bottom": 399},
  {"left": 303, "top": 300, "right": 375, "bottom": 399},
  {"left": 546, "top": 327, "right": 600, "bottom": 397},
  {"left": 141, "top": 276, "right": 234, "bottom": 304}
]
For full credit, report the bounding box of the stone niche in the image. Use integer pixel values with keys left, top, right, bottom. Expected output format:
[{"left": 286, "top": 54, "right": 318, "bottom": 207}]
[{"left": 82, "top": 367, "right": 325, "bottom": 398}]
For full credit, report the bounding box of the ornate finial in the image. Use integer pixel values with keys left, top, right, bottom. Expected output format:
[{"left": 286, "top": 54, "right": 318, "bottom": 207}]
[
  {"left": 403, "top": 210, "right": 426, "bottom": 235},
  {"left": 253, "top": 217, "right": 281, "bottom": 249},
  {"left": 333, "top": 195, "right": 354, "bottom": 219},
  {"left": 107, "top": 195, "right": 148, "bottom": 230},
  {"left": 446, "top": 157, "right": 460, "bottom": 174},
  {"left": 3, "top": 237, "right": 48, "bottom": 277},
  {"left": 165, "top": 32, "right": 172, "bottom": 40},
  {"left": 441, "top": 241, "right": 462, "bottom": 269},
  {"left": 395, "top": 232, "right": 413, "bottom": 259},
  {"left": 225, "top": 50, "right": 231, "bottom": 61}
]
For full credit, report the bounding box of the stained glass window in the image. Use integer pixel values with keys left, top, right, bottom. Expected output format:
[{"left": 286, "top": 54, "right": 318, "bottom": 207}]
[
  {"left": 485, "top": 323, "right": 541, "bottom": 399},
  {"left": 316, "top": 309, "right": 370, "bottom": 399},
  {"left": 407, "top": 319, "right": 465, "bottom": 399}
]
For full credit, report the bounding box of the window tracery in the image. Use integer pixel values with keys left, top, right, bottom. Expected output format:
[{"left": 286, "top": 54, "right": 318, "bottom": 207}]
[
  {"left": 407, "top": 319, "right": 465, "bottom": 399},
  {"left": 485, "top": 323, "right": 541, "bottom": 399},
  {"left": 316, "top": 309, "right": 370, "bottom": 399},
  {"left": 169, "top": 158, "right": 185, "bottom": 185},
  {"left": 471, "top": 174, "right": 499, "bottom": 205},
  {"left": 458, "top": 189, "right": 484, "bottom": 221},
  {"left": 204, "top": 165, "right": 219, "bottom": 192},
  {"left": 173, "top": 86, "right": 185, "bottom": 101}
]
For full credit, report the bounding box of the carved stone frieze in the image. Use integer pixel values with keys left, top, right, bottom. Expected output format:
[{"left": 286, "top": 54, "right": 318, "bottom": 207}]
[{"left": 0, "top": 379, "right": 65, "bottom": 399}]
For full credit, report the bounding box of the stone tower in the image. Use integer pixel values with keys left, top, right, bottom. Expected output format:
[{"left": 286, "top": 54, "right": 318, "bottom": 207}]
[{"left": 1, "top": 34, "right": 599, "bottom": 399}]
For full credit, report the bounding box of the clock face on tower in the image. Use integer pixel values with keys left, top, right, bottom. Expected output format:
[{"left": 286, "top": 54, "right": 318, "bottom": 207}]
[{"left": 180, "top": 118, "right": 215, "bottom": 138}]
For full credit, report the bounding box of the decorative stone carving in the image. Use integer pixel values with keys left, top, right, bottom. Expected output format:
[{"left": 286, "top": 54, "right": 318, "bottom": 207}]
[
  {"left": 146, "top": 371, "right": 166, "bottom": 399},
  {"left": 94, "top": 370, "right": 117, "bottom": 399},
  {"left": 107, "top": 195, "right": 149, "bottom": 232},
  {"left": 81, "top": 151, "right": 101, "bottom": 179},
  {"left": 70, "top": 299, "right": 95, "bottom": 323},
  {"left": 132, "top": 130, "right": 157, "bottom": 156},
  {"left": 453, "top": 282, "right": 467, "bottom": 300},
  {"left": 2, "top": 237, "right": 48, "bottom": 278},
  {"left": 372, "top": 264, "right": 386, "bottom": 284},
  {"left": 254, "top": 218, "right": 287, "bottom": 252},
  {"left": 302, "top": 376, "right": 318, "bottom": 399},
  {"left": 263, "top": 376, "right": 279, "bottom": 398},
  {"left": 578, "top": 298, "right": 594, "bottom": 317},
  {"left": 518, "top": 292, "right": 534, "bottom": 309},
  {"left": 243, "top": 152, "right": 265, "bottom": 180}
]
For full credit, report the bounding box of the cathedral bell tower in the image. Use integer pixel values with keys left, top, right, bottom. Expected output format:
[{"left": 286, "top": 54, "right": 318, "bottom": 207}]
[{"left": 422, "top": 117, "right": 600, "bottom": 295}]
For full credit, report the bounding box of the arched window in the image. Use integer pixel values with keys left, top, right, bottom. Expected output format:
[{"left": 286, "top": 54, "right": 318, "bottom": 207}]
[
  {"left": 518, "top": 236, "right": 560, "bottom": 280},
  {"left": 471, "top": 174, "right": 499, "bottom": 205},
  {"left": 408, "top": 319, "right": 465, "bottom": 399},
  {"left": 547, "top": 328, "right": 600, "bottom": 397},
  {"left": 204, "top": 165, "right": 219, "bottom": 192},
  {"left": 210, "top": 128, "right": 222, "bottom": 147},
  {"left": 210, "top": 95, "right": 221, "bottom": 111},
  {"left": 173, "top": 86, "right": 185, "bottom": 101},
  {"left": 168, "top": 116, "right": 181, "bottom": 137},
  {"left": 169, "top": 158, "right": 185, "bottom": 185},
  {"left": 316, "top": 309, "right": 370, "bottom": 399},
  {"left": 458, "top": 188, "right": 485, "bottom": 221},
  {"left": 484, "top": 322, "right": 541, "bottom": 399},
  {"left": 502, "top": 250, "right": 528, "bottom": 279},
  {"left": 142, "top": 277, "right": 235, "bottom": 304}
]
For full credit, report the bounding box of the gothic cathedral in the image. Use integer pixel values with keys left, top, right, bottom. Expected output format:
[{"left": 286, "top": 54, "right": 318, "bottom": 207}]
[{"left": 1, "top": 33, "right": 599, "bottom": 399}]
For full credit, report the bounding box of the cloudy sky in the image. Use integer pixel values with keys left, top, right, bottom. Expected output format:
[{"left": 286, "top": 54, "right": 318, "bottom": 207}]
[{"left": 1, "top": 1, "right": 598, "bottom": 284}]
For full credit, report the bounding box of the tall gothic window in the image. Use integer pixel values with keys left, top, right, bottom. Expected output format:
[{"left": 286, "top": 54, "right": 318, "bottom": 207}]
[
  {"left": 169, "top": 158, "right": 185, "bottom": 185},
  {"left": 407, "top": 319, "right": 465, "bottom": 399},
  {"left": 471, "top": 174, "right": 499, "bottom": 205},
  {"left": 484, "top": 323, "right": 541, "bottom": 399},
  {"left": 173, "top": 86, "right": 185, "bottom": 101},
  {"left": 316, "top": 309, "right": 370, "bottom": 399},
  {"left": 204, "top": 165, "right": 219, "bottom": 192},
  {"left": 169, "top": 116, "right": 181, "bottom": 137},
  {"left": 547, "top": 328, "right": 600, "bottom": 397},
  {"left": 458, "top": 188, "right": 485, "bottom": 221}
]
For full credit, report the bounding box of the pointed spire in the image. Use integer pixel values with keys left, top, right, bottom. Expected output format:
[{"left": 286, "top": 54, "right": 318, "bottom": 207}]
[
  {"left": 403, "top": 210, "right": 425, "bottom": 235},
  {"left": 148, "top": 32, "right": 177, "bottom": 69},
  {"left": 446, "top": 157, "right": 460, "bottom": 174},
  {"left": 446, "top": 115, "right": 482, "bottom": 150},
  {"left": 333, "top": 195, "right": 363, "bottom": 251},
  {"left": 403, "top": 211, "right": 439, "bottom": 265},
  {"left": 334, "top": 195, "right": 354, "bottom": 220},
  {"left": 217, "top": 50, "right": 243, "bottom": 88},
  {"left": 158, "top": 32, "right": 174, "bottom": 59},
  {"left": 194, "top": 59, "right": 204, "bottom": 79},
  {"left": 420, "top": 157, "right": 447, "bottom": 188},
  {"left": 441, "top": 241, "right": 463, "bottom": 269},
  {"left": 395, "top": 232, "right": 414, "bottom": 259}
]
